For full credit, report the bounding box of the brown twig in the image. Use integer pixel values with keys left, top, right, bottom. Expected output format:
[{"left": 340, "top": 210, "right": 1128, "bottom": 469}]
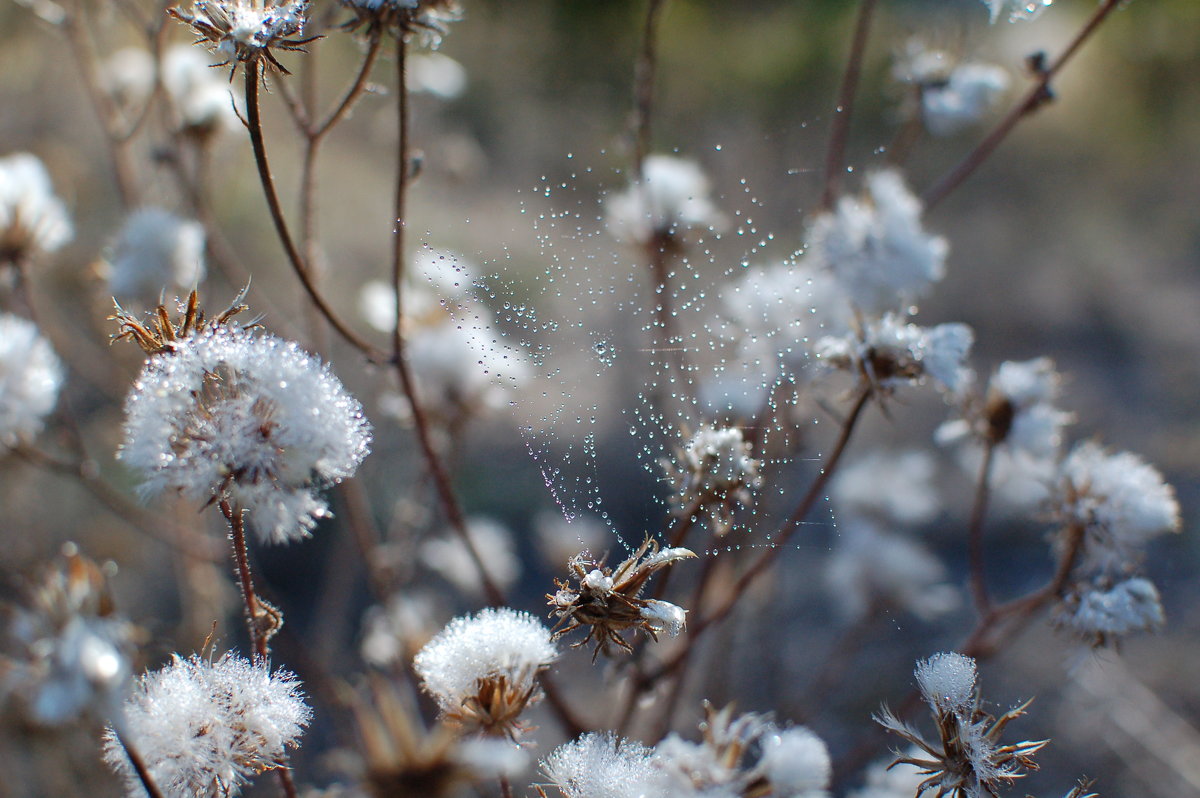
[
  {"left": 922, "top": 0, "right": 1126, "bottom": 210},
  {"left": 631, "top": 0, "right": 667, "bottom": 176},
  {"left": 115, "top": 731, "right": 167, "bottom": 798},
  {"left": 967, "top": 440, "right": 997, "bottom": 615},
  {"left": 820, "top": 0, "right": 878, "bottom": 210},
  {"left": 218, "top": 499, "right": 269, "bottom": 661}
]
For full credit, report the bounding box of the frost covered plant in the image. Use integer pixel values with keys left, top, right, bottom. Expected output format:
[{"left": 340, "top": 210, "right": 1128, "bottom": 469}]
[
  {"left": 0, "top": 152, "right": 73, "bottom": 266},
  {"left": 118, "top": 322, "right": 372, "bottom": 544},
  {"left": 1055, "top": 576, "right": 1165, "bottom": 647},
  {"left": 893, "top": 43, "right": 1009, "bottom": 137},
  {"left": 876, "top": 652, "right": 1048, "bottom": 798},
  {"left": 0, "top": 313, "right": 64, "bottom": 444},
  {"left": 654, "top": 703, "right": 831, "bottom": 798},
  {"left": 939, "top": 358, "right": 1073, "bottom": 460},
  {"left": 548, "top": 538, "right": 694, "bottom": 659},
  {"left": 168, "top": 0, "right": 314, "bottom": 73},
  {"left": 0, "top": 545, "right": 134, "bottom": 727},
  {"left": 814, "top": 313, "right": 974, "bottom": 395},
  {"left": 604, "top": 154, "right": 724, "bottom": 248},
  {"left": 103, "top": 208, "right": 207, "bottom": 303},
  {"left": 539, "top": 732, "right": 658, "bottom": 798},
  {"left": 1050, "top": 441, "right": 1180, "bottom": 574},
  {"left": 666, "top": 424, "right": 761, "bottom": 533},
  {"left": 341, "top": 0, "right": 462, "bottom": 46},
  {"left": 103, "top": 653, "right": 310, "bottom": 797},
  {"left": 805, "top": 170, "right": 947, "bottom": 317},
  {"left": 413, "top": 607, "right": 558, "bottom": 739}
]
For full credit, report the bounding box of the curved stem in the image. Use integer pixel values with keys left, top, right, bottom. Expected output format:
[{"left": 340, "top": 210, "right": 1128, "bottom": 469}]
[
  {"left": 967, "top": 440, "right": 997, "bottom": 615},
  {"left": 922, "top": 0, "right": 1125, "bottom": 210},
  {"left": 243, "top": 65, "right": 383, "bottom": 359},
  {"left": 219, "top": 499, "right": 270, "bottom": 661},
  {"left": 314, "top": 29, "right": 383, "bottom": 140},
  {"left": 114, "top": 732, "right": 167, "bottom": 798},
  {"left": 820, "top": 0, "right": 878, "bottom": 210}
]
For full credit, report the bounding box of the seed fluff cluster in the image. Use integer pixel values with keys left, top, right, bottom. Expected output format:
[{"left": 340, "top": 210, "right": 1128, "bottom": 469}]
[
  {"left": 103, "top": 653, "right": 310, "bottom": 798},
  {"left": 118, "top": 321, "right": 371, "bottom": 543},
  {"left": 0, "top": 313, "right": 64, "bottom": 444}
]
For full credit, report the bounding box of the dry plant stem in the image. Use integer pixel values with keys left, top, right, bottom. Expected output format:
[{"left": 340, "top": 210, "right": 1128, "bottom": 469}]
[
  {"left": 387, "top": 37, "right": 505, "bottom": 608},
  {"left": 820, "top": 0, "right": 878, "bottom": 210},
  {"left": 967, "top": 440, "right": 997, "bottom": 615},
  {"left": 922, "top": 0, "right": 1125, "bottom": 210},
  {"left": 115, "top": 732, "right": 167, "bottom": 798},
  {"left": 632, "top": 0, "right": 667, "bottom": 175},
  {"left": 243, "top": 65, "right": 383, "bottom": 360},
  {"left": 274, "top": 765, "right": 300, "bottom": 798},
  {"left": 218, "top": 499, "right": 269, "bottom": 661},
  {"left": 61, "top": 0, "right": 138, "bottom": 207},
  {"left": 499, "top": 775, "right": 513, "bottom": 798}
]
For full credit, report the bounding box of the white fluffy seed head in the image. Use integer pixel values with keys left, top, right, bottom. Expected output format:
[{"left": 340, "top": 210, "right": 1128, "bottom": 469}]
[
  {"left": 0, "top": 313, "right": 64, "bottom": 444},
  {"left": 604, "top": 155, "right": 724, "bottom": 246},
  {"left": 758, "top": 726, "right": 832, "bottom": 798},
  {"left": 413, "top": 607, "right": 558, "bottom": 714},
  {"left": 915, "top": 652, "right": 977, "bottom": 714},
  {"left": 542, "top": 732, "right": 657, "bottom": 798},
  {"left": 103, "top": 653, "right": 310, "bottom": 797},
  {"left": 118, "top": 325, "right": 371, "bottom": 543},
  {"left": 0, "top": 152, "right": 73, "bottom": 262}
]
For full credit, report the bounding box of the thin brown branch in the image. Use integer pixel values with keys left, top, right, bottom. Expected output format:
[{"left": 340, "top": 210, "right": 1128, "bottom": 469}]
[
  {"left": 632, "top": 0, "right": 667, "bottom": 176},
  {"left": 922, "top": 0, "right": 1125, "bottom": 210},
  {"left": 820, "top": 0, "right": 878, "bottom": 210},
  {"left": 314, "top": 29, "right": 383, "bottom": 140},
  {"left": 243, "top": 64, "right": 383, "bottom": 359},
  {"left": 219, "top": 499, "right": 269, "bottom": 661},
  {"left": 115, "top": 732, "right": 167, "bottom": 798},
  {"left": 967, "top": 440, "right": 997, "bottom": 615}
]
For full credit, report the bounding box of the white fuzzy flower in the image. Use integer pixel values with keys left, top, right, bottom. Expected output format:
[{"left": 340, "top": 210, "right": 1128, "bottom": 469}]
[
  {"left": 894, "top": 43, "right": 1009, "bottom": 136},
  {"left": 407, "top": 52, "right": 467, "bottom": 98},
  {"left": 806, "top": 170, "right": 946, "bottom": 316},
  {"left": 359, "top": 591, "right": 438, "bottom": 666},
  {"left": 103, "top": 653, "right": 310, "bottom": 798},
  {"left": 814, "top": 313, "right": 973, "bottom": 393},
  {"left": 983, "top": 0, "right": 1053, "bottom": 24},
  {"left": 758, "top": 726, "right": 831, "bottom": 798},
  {"left": 0, "top": 314, "right": 64, "bottom": 444},
  {"left": 413, "top": 608, "right": 558, "bottom": 735},
  {"left": 542, "top": 732, "right": 659, "bottom": 798},
  {"left": 163, "top": 45, "right": 240, "bottom": 135},
  {"left": 825, "top": 520, "right": 959, "bottom": 622},
  {"left": 0, "top": 152, "right": 73, "bottom": 264},
  {"left": 915, "top": 651, "right": 977, "bottom": 714},
  {"left": 639, "top": 599, "right": 688, "bottom": 638},
  {"left": 832, "top": 449, "right": 940, "bottom": 525},
  {"left": 118, "top": 325, "right": 371, "bottom": 544},
  {"left": 1058, "top": 577, "right": 1165, "bottom": 644},
  {"left": 1053, "top": 441, "right": 1180, "bottom": 573},
  {"left": 105, "top": 208, "right": 206, "bottom": 302},
  {"left": 985, "top": 357, "right": 1073, "bottom": 458},
  {"left": 604, "top": 155, "right": 724, "bottom": 246},
  {"left": 681, "top": 425, "right": 761, "bottom": 497}
]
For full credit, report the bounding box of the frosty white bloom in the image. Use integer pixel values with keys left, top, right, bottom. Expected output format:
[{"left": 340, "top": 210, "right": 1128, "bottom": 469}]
[
  {"left": 825, "top": 520, "right": 958, "bottom": 622},
  {"left": 119, "top": 325, "right": 371, "bottom": 543},
  {"left": 104, "top": 653, "right": 310, "bottom": 798},
  {"left": 1058, "top": 577, "right": 1165, "bottom": 644},
  {"left": 413, "top": 607, "right": 557, "bottom": 735},
  {"left": 681, "top": 425, "right": 761, "bottom": 497},
  {"left": 1053, "top": 441, "right": 1180, "bottom": 572},
  {"left": 894, "top": 42, "right": 1009, "bottom": 136},
  {"left": 972, "top": 357, "right": 1073, "bottom": 458},
  {"left": 831, "top": 449, "right": 939, "bottom": 525},
  {"left": 0, "top": 152, "right": 73, "bottom": 264},
  {"left": 805, "top": 170, "right": 946, "bottom": 316},
  {"left": 169, "top": 0, "right": 311, "bottom": 71},
  {"left": 404, "top": 316, "right": 530, "bottom": 415},
  {"left": 983, "top": 0, "right": 1053, "bottom": 24},
  {"left": 104, "top": 208, "right": 206, "bottom": 302},
  {"left": 419, "top": 516, "right": 521, "bottom": 595},
  {"left": 359, "top": 248, "right": 476, "bottom": 333},
  {"left": 757, "top": 726, "right": 831, "bottom": 798},
  {"left": 915, "top": 651, "right": 977, "bottom": 714},
  {"left": 103, "top": 47, "right": 156, "bottom": 110},
  {"left": 163, "top": 45, "right": 240, "bottom": 135},
  {"left": 541, "top": 732, "right": 659, "bottom": 798},
  {"left": 0, "top": 313, "right": 64, "bottom": 444},
  {"left": 814, "top": 313, "right": 973, "bottom": 393},
  {"left": 604, "top": 155, "right": 724, "bottom": 247}
]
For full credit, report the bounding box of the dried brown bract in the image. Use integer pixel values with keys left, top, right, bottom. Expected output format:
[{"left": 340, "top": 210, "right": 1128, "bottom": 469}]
[
  {"left": 547, "top": 537, "right": 694, "bottom": 660},
  {"left": 110, "top": 286, "right": 260, "bottom": 355},
  {"left": 168, "top": 0, "right": 318, "bottom": 75}
]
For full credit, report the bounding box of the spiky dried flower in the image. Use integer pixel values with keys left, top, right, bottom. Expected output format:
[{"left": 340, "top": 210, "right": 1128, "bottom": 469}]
[
  {"left": 547, "top": 538, "right": 695, "bottom": 660},
  {"left": 875, "top": 652, "right": 1048, "bottom": 798},
  {"left": 110, "top": 287, "right": 258, "bottom": 355},
  {"left": 665, "top": 425, "right": 761, "bottom": 535},
  {"left": 168, "top": 0, "right": 316, "bottom": 74},
  {"left": 340, "top": 0, "right": 462, "bottom": 46},
  {"left": 413, "top": 608, "right": 558, "bottom": 740},
  {"left": 1, "top": 543, "right": 135, "bottom": 727},
  {"left": 348, "top": 677, "right": 526, "bottom": 798},
  {"left": 103, "top": 653, "right": 310, "bottom": 797}
]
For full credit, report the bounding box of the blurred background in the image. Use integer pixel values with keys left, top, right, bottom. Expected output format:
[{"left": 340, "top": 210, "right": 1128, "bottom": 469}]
[{"left": 1, "top": 0, "right": 1198, "bottom": 795}]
